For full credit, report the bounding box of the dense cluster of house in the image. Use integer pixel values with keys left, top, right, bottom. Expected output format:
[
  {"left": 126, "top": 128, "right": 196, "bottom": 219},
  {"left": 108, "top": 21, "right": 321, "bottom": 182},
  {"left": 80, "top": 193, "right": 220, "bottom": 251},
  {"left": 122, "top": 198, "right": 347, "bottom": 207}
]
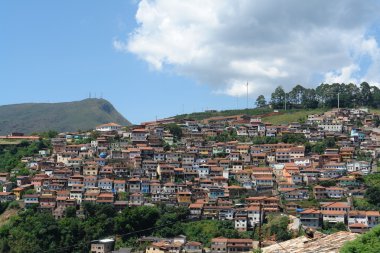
[{"left": 1, "top": 107, "right": 380, "bottom": 253}]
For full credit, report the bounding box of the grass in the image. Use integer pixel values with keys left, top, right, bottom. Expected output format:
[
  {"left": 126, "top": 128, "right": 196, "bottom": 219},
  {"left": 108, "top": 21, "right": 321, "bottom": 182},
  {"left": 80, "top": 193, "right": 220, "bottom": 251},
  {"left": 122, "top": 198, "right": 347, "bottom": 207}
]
[
  {"left": 175, "top": 107, "right": 327, "bottom": 124},
  {"left": 297, "top": 198, "right": 320, "bottom": 209},
  {"left": 175, "top": 107, "right": 273, "bottom": 120},
  {"left": 0, "top": 207, "right": 18, "bottom": 227},
  {"left": 370, "top": 108, "right": 380, "bottom": 115},
  {"left": 0, "top": 139, "right": 22, "bottom": 145},
  {"left": 262, "top": 108, "right": 327, "bottom": 125}
]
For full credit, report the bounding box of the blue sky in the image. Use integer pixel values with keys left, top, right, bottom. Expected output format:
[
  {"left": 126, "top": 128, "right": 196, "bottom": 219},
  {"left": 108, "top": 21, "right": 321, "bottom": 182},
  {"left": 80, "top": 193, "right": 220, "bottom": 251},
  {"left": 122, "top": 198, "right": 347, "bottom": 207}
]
[
  {"left": 0, "top": 1, "right": 237, "bottom": 123},
  {"left": 1, "top": 1, "right": 380, "bottom": 124}
]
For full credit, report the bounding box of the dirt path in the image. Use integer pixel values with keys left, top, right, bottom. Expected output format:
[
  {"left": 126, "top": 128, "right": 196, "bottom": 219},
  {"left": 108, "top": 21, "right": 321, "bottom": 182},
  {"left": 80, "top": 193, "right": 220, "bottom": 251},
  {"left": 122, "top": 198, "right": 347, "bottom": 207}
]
[{"left": 0, "top": 208, "right": 18, "bottom": 227}]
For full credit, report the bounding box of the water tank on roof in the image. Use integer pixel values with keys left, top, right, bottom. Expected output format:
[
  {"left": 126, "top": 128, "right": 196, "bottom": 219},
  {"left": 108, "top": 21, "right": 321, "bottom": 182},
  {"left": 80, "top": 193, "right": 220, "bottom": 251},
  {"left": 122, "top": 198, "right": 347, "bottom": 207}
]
[{"left": 99, "top": 152, "right": 107, "bottom": 158}]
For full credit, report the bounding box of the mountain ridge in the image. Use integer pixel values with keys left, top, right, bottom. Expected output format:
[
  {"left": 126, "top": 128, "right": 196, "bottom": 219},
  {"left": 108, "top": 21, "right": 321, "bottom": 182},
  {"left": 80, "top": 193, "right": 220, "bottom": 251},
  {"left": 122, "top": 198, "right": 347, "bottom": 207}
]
[{"left": 0, "top": 98, "right": 131, "bottom": 135}]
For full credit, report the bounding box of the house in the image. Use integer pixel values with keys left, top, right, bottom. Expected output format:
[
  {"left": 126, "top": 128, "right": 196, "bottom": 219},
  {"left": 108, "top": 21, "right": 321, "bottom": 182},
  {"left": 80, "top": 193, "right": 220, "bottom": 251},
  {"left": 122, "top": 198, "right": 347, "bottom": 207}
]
[
  {"left": 280, "top": 188, "right": 309, "bottom": 201},
  {"left": 366, "top": 211, "right": 380, "bottom": 228},
  {"left": 96, "top": 193, "right": 114, "bottom": 204},
  {"left": 188, "top": 203, "right": 203, "bottom": 218},
  {"left": 348, "top": 210, "right": 380, "bottom": 232},
  {"left": 90, "top": 238, "right": 115, "bottom": 253},
  {"left": 146, "top": 241, "right": 183, "bottom": 253},
  {"left": 346, "top": 161, "right": 371, "bottom": 175},
  {"left": 84, "top": 176, "right": 97, "bottom": 189},
  {"left": 320, "top": 202, "right": 350, "bottom": 212},
  {"left": 0, "top": 192, "right": 16, "bottom": 202},
  {"left": 129, "top": 192, "right": 144, "bottom": 206},
  {"left": 235, "top": 215, "right": 248, "bottom": 232},
  {"left": 299, "top": 209, "right": 322, "bottom": 229},
  {"left": 210, "top": 237, "right": 256, "bottom": 253},
  {"left": 245, "top": 196, "right": 280, "bottom": 213},
  {"left": 95, "top": 122, "right": 122, "bottom": 132},
  {"left": 314, "top": 186, "right": 346, "bottom": 199},
  {"left": 128, "top": 178, "right": 141, "bottom": 193},
  {"left": 177, "top": 191, "right": 192, "bottom": 205},
  {"left": 246, "top": 205, "right": 262, "bottom": 226},
  {"left": 2, "top": 182, "right": 13, "bottom": 192},
  {"left": 318, "top": 124, "right": 343, "bottom": 132},
  {"left": 131, "top": 129, "right": 149, "bottom": 144},
  {"left": 208, "top": 187, "right": 225, "bottom": 199},
  {"left": 98, "top": 178, "right": 113, "bottom": 191},
  {"left": 183, "top": 241, "right": 203, "bottom": 253},
  {"left": 23, "top": 194, "right": 39, "bottom": 207},
  {"left": 219, "top": 206, "right": 234, "bottom": 220},
  {"left": 114, "top": 180, "right": 126, "bottom": 192},
  {"left": 0, "top": 173, "right": 10, "bottom": 183},
  {"left": 322, "top": 210, "right": 346, "bottom": 224}
]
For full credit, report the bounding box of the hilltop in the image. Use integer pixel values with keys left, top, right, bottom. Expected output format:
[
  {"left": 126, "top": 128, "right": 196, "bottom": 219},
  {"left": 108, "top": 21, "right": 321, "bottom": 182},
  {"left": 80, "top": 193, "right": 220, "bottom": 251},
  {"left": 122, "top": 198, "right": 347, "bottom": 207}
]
[
  {"left": 0, "top": 98, "right": 131, "bottom": 135},
  {"left": 175, "top": 107, "right": 326, "bottom": 124}
]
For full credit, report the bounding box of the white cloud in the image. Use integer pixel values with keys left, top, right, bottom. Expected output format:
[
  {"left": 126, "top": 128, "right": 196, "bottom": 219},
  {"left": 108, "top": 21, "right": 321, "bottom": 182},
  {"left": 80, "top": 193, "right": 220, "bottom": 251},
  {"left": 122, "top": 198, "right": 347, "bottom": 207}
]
[
  {"left": 324, "top": 64, "right": 360, "bottom": 84},
  {"left": 115, "top": 0, "right": 380, "bottom": 96}
]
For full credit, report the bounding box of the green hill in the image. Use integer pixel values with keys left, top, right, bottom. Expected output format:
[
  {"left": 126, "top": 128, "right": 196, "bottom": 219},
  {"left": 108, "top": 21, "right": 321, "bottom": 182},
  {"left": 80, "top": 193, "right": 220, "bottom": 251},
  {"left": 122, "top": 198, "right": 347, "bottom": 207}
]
[
  {"left": 175, "top": 107, "right": 326, "bottom": 124},
  {"left": 0, "top": 98, "right": 131, "bottom": 135}
]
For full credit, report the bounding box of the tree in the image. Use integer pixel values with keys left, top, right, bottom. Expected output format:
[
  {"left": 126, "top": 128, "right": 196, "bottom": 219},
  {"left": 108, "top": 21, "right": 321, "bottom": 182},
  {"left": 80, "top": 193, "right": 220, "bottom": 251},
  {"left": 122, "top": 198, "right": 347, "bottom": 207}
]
[
  {"left": 311, "top": 142, "right": 326, "bottom": 154},
  {"left": 270, "top": 86, "right": 286, "bottom": 109},
  {"left": 288, "top": 84, "right": 306, "bottom": 108},
  {"left": 165, "top": 123, "right": 183, "bottom": 141},
  {"left": 301, "top": 88, "right": 318, "bottom": 109},
  {"left": 281, "top": 133, "right": 307, "bottom": 144},
  {"left": 340, "top": 224, "right": 380, "bottom": 253},
  {"left": 255, "top": 95, "right": 267, "bottom": 108},
  {"left": 371, "top": 86, "right": 380, "bottom": 108},
  {"left": 65, "top": 206, "right": 77, "bottom": 218},
  {"left": 360, "top": 82, "right": 372, "bottom": 106},
  {"left": 263, "top": 215, "right": 292, "bottom": 242}
]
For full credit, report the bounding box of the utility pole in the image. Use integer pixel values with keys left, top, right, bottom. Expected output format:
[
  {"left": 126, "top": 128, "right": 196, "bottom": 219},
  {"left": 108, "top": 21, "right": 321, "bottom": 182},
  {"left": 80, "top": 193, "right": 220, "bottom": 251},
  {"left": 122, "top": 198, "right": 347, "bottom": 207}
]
[
  {"left": 284, "top": 93, "right": 287, "bottom": 111},
  {"left": 338, "top": 92, "right": 340, "bottom": 109},
  {"left": 258, "top": 202, "right": 262, "bottom": 249},
  {"left": 246, "top": 82, "right": 249, "bottom": 109}
]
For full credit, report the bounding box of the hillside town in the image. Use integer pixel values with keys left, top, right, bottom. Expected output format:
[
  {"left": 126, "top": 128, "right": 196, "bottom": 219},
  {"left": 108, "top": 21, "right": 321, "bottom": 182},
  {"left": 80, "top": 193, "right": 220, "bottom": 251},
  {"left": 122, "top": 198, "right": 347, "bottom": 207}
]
[{"left": 1, "top": 107, "right": 380, "bottom": 253}]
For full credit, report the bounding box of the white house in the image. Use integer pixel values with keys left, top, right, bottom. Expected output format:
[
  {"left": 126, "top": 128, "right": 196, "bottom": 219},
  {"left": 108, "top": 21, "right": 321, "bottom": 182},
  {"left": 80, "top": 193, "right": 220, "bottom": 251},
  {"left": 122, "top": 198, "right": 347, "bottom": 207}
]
[{"left": 95, "top": 122, "right": 122, "bottom": 132}]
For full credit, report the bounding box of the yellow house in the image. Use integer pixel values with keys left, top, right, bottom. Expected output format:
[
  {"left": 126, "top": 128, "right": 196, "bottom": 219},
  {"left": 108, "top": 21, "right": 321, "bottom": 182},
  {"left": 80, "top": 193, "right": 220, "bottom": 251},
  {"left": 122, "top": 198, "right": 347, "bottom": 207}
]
[
  {"left": 12, "top": 187, "right": 24, "bottom": 200},
  {"left": 177, "top": 191, "right": 192, "bottom": 204}
]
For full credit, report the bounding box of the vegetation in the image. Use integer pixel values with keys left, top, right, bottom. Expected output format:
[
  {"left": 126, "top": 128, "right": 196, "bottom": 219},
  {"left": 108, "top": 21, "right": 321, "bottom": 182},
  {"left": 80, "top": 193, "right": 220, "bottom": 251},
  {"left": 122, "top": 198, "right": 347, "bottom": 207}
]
[
  {"left": 263, "top": 108, "right": 326, "bottom": 125},
  {"left": 352, "top": 174, "right": 380, "bottom": 211},
  {"left": 320, "top": 222, "right": 347, "bottom": 234},
  {"left": 0, "top": 98, "right": 130, "bottom": 135},
  {"left": 164, "top": 123, "right": 183, "bottom": 141},
  {"left": 0, "top": 140, "right": 50, "bottom": 172},
  {"left": 318, "top": 180, "right": 337, "bottom": 187},
  {"left": 176, "top": 82, "right": 380, "bottom": 124},
  {"left": 260, "top": 215, "right": 292, "bottom": 242},
  {"left": 0, "top": 204, "right": 255, "bottom": 252},
  {"left": 269, "top": 82, "right": 380, "bottom": 110},
  {"left": 363, "top": 174, "right": 380, "bottom": 209},
  {"left": 340, "top": 224, "right": 380, "bottom": 253},
  {"left": 175, "top": 107, "right": 273, "bottom": 121},
  {"left": 182, "top": 220, "right": 251, "bottom": 247}
]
